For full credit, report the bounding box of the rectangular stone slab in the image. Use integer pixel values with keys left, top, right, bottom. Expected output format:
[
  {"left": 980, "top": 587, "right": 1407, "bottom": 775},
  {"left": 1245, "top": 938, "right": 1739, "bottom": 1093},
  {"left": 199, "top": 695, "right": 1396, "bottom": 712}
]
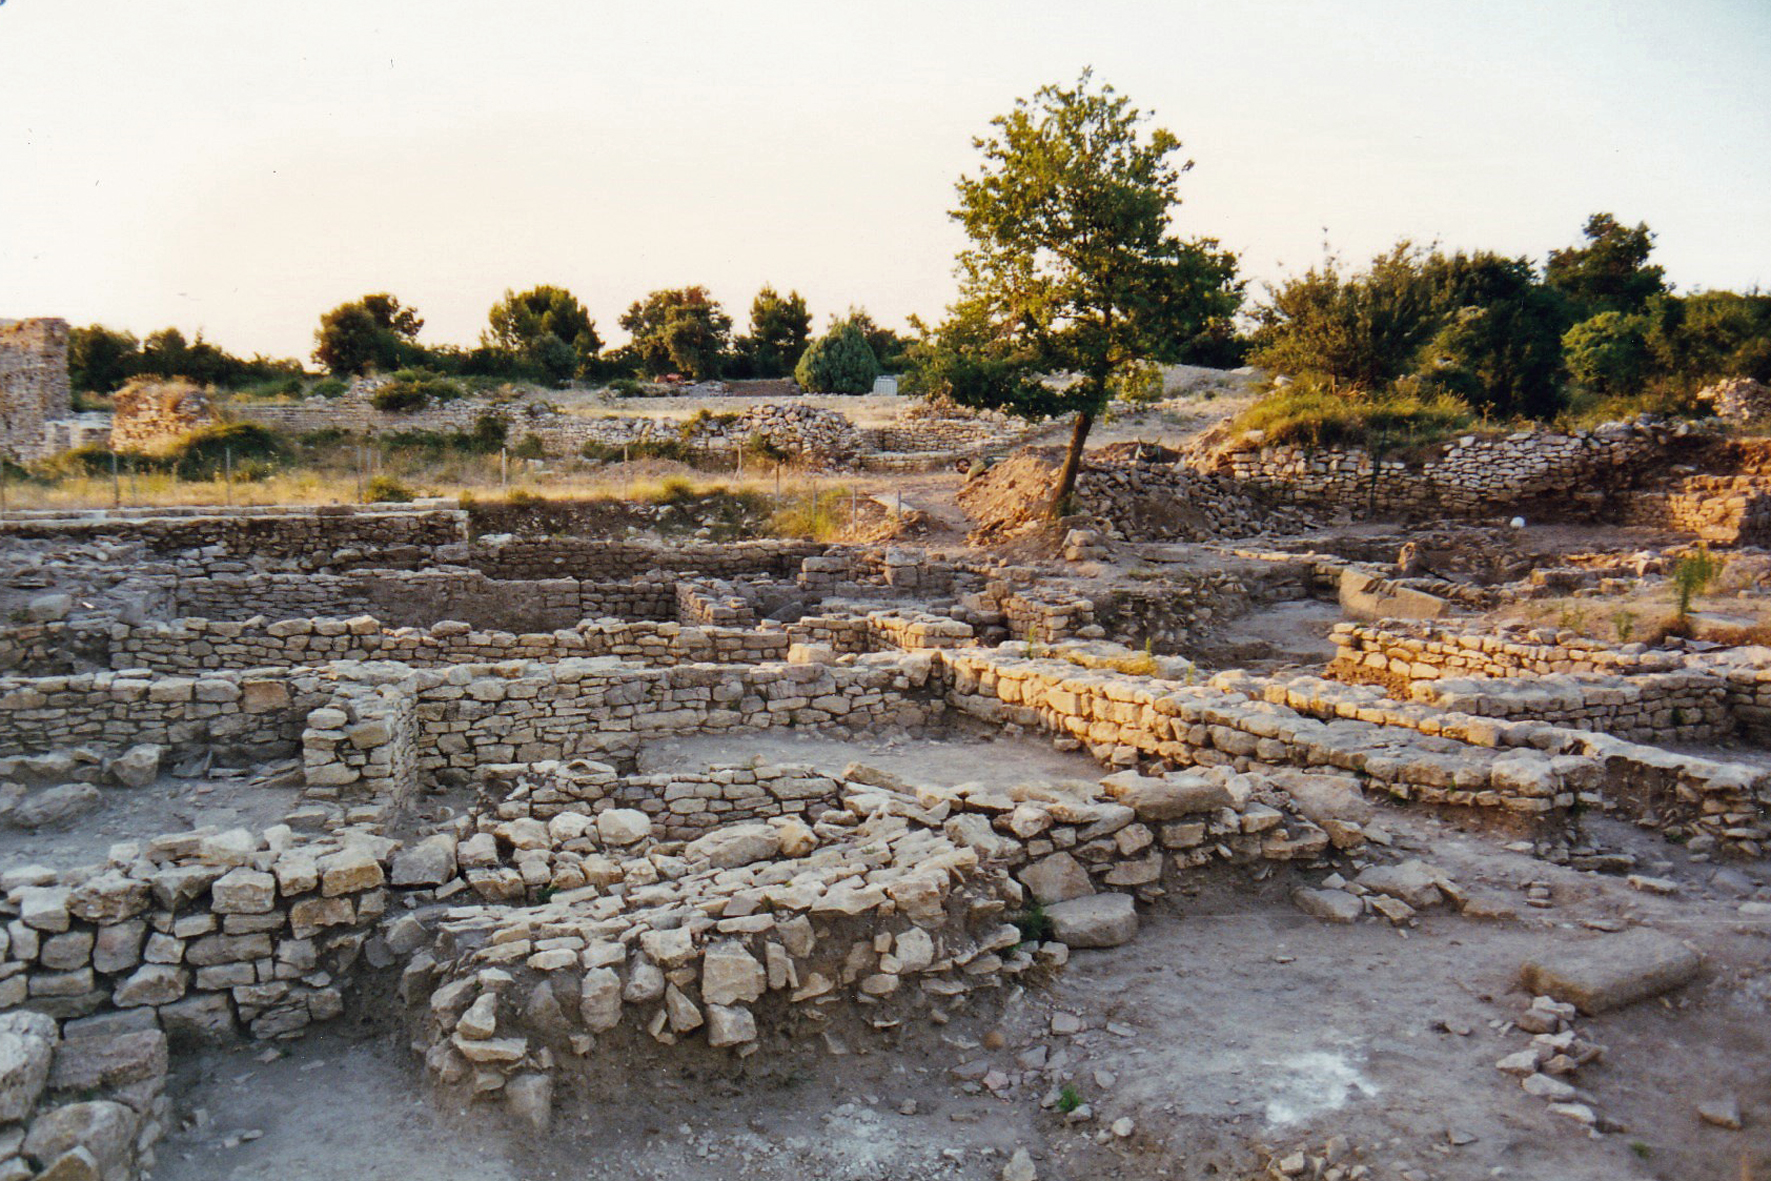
[{"left": 1519, "top": 930, "right": 1701, "bottom": 1014}]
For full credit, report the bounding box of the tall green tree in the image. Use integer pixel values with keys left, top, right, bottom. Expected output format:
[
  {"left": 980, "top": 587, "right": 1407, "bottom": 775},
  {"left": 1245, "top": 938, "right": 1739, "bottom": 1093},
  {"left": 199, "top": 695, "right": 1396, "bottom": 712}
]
[
  {"left": 921, "top": 70, "right": 1241, "bottom": 516},
  {"left": 1417, "top": 251, "right": 1567, "bottom": 418},
  {"left": 737, "top": 286, "right": 812, "bottom": 378},
  {"left": 484, "top": 285, "right": 602, "bottom": 383},
  {"left": 1545, "top": 213, "right": 1666, "bottom": 317},
  {"left": 1249, "top": 244, "right": 1438, "bottom": 394},
  {"left": 68, "top": 325, "right": 141, "bottom": 393},
  {"left": 313, "top": 293, "right": 425, "bottom": 376},
  {"left": 619, "top": 287, "right": 732, "bottom": 380},
  {"left": 841, "top": 308, "right": 911, "bottom": 371},
  {"left": 795, "top": 317, "right": 879, "bottom": 393}
]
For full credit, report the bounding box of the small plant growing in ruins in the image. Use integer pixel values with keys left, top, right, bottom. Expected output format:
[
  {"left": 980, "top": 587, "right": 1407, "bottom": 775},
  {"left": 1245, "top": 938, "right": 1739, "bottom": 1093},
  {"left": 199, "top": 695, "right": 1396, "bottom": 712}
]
[
  {"left": 1627, "top": 1142, "right": 1651, "bottom": 1161},
  {"left": 1555, "top": 603, "right": 1589, "bottom": 634},
  {"left": 1672, "top": 544, "right": 1725, "bottom": 621},
  {"left": 1009, "top": 903, "right": 1053, "bottom": 945},
  {"left": 365, "top": 475, "right": 415, "bottom": 503},
  {"left": 1611, "top": 607, "right": 1637, "bottom": 643},
  {"left": 1055, "top": 1084, "right": 1084, "bottom": 1114}
]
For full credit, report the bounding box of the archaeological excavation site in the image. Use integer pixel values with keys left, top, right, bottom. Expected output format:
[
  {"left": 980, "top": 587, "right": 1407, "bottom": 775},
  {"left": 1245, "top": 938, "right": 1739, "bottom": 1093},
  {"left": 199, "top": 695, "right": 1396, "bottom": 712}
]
[{"left": 0, "top": 325, "right": 1767, "bottom": 1181}]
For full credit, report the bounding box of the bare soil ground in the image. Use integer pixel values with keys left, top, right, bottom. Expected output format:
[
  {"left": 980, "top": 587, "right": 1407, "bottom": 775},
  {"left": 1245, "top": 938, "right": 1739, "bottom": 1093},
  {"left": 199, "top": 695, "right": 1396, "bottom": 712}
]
[{"left": 0, "top": 772, "right": 301, "bottom": 872}]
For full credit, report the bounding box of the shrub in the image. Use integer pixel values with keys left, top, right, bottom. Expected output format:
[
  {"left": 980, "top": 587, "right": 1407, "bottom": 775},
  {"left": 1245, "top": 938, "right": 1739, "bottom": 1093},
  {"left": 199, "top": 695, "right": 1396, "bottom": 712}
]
[
  {"left": 769, "top": 486, "right": 851, "bottom": 541},
  {"left": 310, "top": 378, "right": 348, "bottom": 399},
  {"left": 366, "top": 475, "right": 415, "bottom": 503},
  {"left": 743, "top": 434, "right": 789, "bottom": 464},
  {"left": 169, "top": 423, "right": 290, "bottom": 480},
  {"left": 1673, "top": 544, "right": 1725, "bottom": 620},
  {"left": 510, "top": 433, "right": 548, "bottom": 460},
  {"left": 234, "top": 374, "right": 304, "bottom": 400},
  {"left": 371, "top": 370, "right": 465, "bottom": 413},
  {"left": 795, "top": 320, "right": 879, "bottom": 394},
  {"left": 581, "top": 438, "right": 692, "bottom": 464},
  {"left": 650, "top": 476, "right": 698, "bottom": 504},
  {"left": 1564, "top": 311, "right": 1653, "bottom": 397},
  {"left": 371, "top": 384, "right": 430, "bottom": 413},
  {"left": 608, "top": 377, "right": 647, "bottom": 398}
]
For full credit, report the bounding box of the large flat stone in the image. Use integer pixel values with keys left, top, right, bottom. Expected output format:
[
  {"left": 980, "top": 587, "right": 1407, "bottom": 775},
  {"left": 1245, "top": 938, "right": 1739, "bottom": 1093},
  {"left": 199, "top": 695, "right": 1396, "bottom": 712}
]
[
  {"left": 1044, "top": 893, "right": 1138, "bottom": 949},
  {"left": 1519, "top": 930, "right": 1701, "bottom": 1014}
]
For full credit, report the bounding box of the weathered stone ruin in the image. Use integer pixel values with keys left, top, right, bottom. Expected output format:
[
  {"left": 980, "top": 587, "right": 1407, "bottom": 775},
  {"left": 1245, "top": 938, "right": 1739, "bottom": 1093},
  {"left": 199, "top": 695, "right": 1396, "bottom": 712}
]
[
  {"left": 0, "top": 319, "right": 71, "bottom": 462},
  {"left": 0, "top": 386, "right": 1768, "bottom": 1178},
  {"left": 108, "top": 380, "right": 217, "bottom": 454}
]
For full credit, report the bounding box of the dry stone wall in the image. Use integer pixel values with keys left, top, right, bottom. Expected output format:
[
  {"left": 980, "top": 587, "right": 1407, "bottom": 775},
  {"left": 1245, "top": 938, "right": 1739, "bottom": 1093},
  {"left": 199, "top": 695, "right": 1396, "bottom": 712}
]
[
  {"left": 1213, "top": 420, "right": 1671, "bottom": 519},
  {"left": 108, "top": 379, "right": 217, "bottom": 452},
  {"left": 0, "top": 1009, "right": 170, "bottom": 1180},
  {"left": 170, "top": 569, "right": 679, "bottom": 631},
  {"left": 402, "top": 754, "right": 1358, "bottom": 1121},
  {"left": 0, "top": 506, "right": 468, "bottom": 566},
  {"left": 1621, "top": 475, "right": 1771, "bottom": 545},
  {"left": 0, "top": 823, "right": 396, "bottom": 1042},
  {"left": 0, "top": 668, "right": 310, "bottom": 764},
  {"left": 1252, "top": 672, "right": 1767, "bottom": 858},
  {"left": 0, "top": 318, "right": 71, "bottom": 461}
]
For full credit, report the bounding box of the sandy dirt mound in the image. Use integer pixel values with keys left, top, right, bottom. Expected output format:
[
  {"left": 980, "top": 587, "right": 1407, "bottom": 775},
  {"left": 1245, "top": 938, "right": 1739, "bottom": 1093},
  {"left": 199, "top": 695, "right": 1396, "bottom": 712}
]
[{"left": 958, "top": 445, "right": 1307, "bottom": 544}]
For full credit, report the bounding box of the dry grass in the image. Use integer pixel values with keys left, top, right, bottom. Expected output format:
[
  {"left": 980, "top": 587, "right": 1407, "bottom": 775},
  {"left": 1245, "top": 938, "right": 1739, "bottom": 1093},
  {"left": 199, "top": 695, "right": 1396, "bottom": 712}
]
[
  {"left": 0, "top": 462, "right": 888, "bottom": 548},
  {"left": 1490, "top": 592, "right": 1771, "bottom": 647}
]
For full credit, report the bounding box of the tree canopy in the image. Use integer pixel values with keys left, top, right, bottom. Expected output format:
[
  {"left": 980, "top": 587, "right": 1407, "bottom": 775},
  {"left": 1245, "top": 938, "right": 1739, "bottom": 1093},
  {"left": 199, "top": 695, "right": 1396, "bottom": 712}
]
[
  {"left": 736, "top": 287, "right": 812, "bottom": 378},
  {"left": 916, "top": 70, "right": 1241, "bottom": 515},
  {"left": 1545, "top": 212, "right": 1667, "bottom": 317},
  {"left": 313, "top": 293, "right": 425, "bottom": 376},
  {"left": 619, "top": 287, "right": 732, "bottom": 380},
  {"left": 484, "top": 285, "right": 602, "bottom": 383},
  {"left": 795, "top": 316, "right": 879, "bottom": 393}
]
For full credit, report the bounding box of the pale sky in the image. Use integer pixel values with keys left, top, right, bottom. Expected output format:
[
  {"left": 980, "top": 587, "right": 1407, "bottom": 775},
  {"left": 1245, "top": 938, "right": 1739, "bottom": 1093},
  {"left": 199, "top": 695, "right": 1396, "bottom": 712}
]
[{"left": 5, "top": 0, "right": 1769, "bottom": 362}]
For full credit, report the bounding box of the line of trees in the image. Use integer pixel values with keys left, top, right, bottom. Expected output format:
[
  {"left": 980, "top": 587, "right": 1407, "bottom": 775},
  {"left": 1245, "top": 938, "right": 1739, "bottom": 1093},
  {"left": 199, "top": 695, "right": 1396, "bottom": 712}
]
[{"left": 67, "top": 285, "right": 916, "bottom": 394}]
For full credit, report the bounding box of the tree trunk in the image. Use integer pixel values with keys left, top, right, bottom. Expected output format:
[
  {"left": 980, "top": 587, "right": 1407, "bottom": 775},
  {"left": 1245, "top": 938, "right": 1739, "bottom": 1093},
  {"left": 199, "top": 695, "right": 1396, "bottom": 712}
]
[{"left": 1047, "top": 409, "right": 1095, "bottom": 519}]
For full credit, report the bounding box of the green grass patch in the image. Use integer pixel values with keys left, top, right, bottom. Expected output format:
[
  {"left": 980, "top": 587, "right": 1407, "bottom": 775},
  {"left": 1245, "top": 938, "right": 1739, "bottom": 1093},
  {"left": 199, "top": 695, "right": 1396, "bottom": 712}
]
[{"left": 1230, "top": 381, "right": 1475, "bottom": 449}]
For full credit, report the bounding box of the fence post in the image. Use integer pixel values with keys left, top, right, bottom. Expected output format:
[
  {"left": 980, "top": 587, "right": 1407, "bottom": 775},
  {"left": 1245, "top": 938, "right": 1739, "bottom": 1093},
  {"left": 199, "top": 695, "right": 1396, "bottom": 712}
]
[
  {"left": 110, "top": 449, "right": 120, "bottom": 509},
  {"left": 501, "top": 448, "right": 509, "bottom": 495},
  {"left": 224, "top": 447, "right": 233, "bottom": 506}
]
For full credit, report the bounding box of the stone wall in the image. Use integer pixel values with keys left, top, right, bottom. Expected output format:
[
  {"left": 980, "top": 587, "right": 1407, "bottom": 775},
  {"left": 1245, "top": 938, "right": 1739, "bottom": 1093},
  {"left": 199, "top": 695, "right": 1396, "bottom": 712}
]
[
  {"left": 1621, "top": 475, "right": 1771, "bottom": 545},
  {"left": 109, "top": 379, "right": 217, "bottom": 453},
  {"left": 404, "top": 754, "right": 1357, "bottom": 1117},
  {"left": 1409, "top": 670, "right": 1729, "bottom": 744},
  {"left": 1329, "top": 621, "right": 1680, "bottom": 686},
  {"left": 939, "top": 646, "right": 1581, "bottom": 823},
  {"left": 0, "top": 318, "right": 71, "bottom": 460},
  {"left": 0, "top": 824, "right": 396, "bottom": 1041},
  {"left": 0, "top": 506, "right": 468, "bottom": 566},
  {"left": 1697, "top": 377, "right": 1771, "bottom": 423},
  {"left": 96, "top": 616, "right": 791, "bottom": 675},
  {"left": 1213, "top": 419, "right": 1670, "bottom": 519},
  {"left": 409, "top": 655, "right": 942, "bottom": 777},
  {"left": 230, "top": 392, "right": 1016, "bottom": 469},
  {"left": 170, "top": 570, "right": 679, "bottom": 631},
  {"left": 1251, "top": 672, "right": 1765, "bottom": 858},
  {"left": 0, "top": 668, "right": 309, "bottom": 763}
]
